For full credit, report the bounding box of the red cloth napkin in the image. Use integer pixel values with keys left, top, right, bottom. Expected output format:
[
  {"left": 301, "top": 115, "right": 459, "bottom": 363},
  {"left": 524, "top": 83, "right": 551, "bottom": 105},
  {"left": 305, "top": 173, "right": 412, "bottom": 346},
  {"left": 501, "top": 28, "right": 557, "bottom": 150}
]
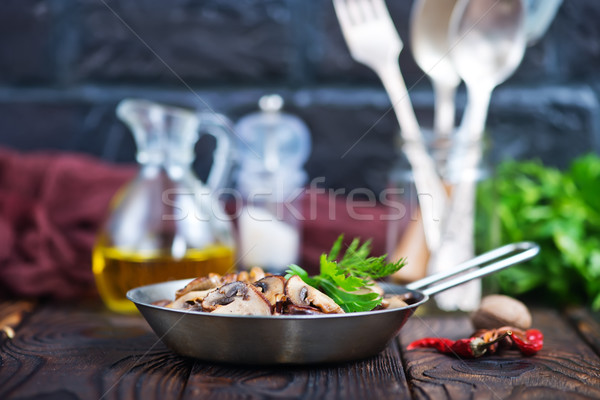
[
  {"left": 0, "top": 148, "right": 135, "bottom": 300},
  {"left": 0, "top": 147, "right": 402, "bottom": 300}
]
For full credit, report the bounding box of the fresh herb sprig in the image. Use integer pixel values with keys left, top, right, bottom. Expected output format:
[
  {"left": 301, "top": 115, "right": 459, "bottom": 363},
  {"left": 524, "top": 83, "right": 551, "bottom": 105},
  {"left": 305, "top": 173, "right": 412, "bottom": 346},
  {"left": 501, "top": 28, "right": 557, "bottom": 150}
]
[
  {"left": 476, "top": 154, "right": 600, "bottom": 310},
  {"left": 285, "top": 235, "right": 406, "bottom": 312}
]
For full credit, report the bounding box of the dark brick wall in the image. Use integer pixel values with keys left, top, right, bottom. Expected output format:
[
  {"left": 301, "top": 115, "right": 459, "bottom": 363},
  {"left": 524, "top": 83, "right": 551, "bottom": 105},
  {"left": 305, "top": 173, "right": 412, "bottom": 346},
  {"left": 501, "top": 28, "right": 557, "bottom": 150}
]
[{"left": 0, "top": 0, "right": 599, "bottom": 193}]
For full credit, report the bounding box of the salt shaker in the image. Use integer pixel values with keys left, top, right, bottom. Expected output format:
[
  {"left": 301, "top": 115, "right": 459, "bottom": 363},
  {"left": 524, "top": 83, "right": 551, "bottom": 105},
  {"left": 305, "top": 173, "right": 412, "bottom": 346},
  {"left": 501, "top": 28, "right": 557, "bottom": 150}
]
[{"left": 234, "top": 94, "right": 311, "bottom": 273}]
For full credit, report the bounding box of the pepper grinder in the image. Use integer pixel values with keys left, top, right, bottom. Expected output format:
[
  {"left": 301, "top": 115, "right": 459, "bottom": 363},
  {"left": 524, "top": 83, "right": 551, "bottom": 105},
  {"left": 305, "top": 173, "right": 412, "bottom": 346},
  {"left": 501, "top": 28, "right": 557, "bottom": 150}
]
[{"left": 234, "top": 94, "right": 311, "bottom": 273}]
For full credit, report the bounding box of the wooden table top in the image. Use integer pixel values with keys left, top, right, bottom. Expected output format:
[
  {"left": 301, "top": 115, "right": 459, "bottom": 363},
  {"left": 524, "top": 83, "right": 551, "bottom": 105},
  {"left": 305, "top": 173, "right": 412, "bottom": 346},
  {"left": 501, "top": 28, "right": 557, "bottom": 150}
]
[{"left": 1, "top": 300, "right": 599, "bottom": 400}]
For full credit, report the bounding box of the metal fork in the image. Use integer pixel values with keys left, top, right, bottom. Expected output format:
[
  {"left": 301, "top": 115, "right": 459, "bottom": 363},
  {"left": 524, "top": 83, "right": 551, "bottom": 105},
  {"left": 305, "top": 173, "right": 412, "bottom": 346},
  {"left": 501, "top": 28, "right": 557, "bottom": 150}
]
[{"left": 333, "top": 0, "right": 447, "bottom": 251}]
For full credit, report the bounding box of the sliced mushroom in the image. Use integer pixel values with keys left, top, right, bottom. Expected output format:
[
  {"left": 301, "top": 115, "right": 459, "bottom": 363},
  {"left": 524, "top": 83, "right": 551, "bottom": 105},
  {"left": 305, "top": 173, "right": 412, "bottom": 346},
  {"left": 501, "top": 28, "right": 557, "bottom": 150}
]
[
  {"left": 175, "top": 268, "right": 268, "bottom": 299},
  {"left": 285, "top": 304, "right": 325, "bottom": 315},
  {"left": 236, "top": 270, "right": 249, "bottom": 282},
  {"left": 352, "top": 279, "right": 384, "bottom": 296},
  {"left": 201, "top": 281, "right": 245, "bottom": 311},
  {"left": 284, "top": 275, "right": 344, "bottom": 314},
  {"left": 346, "top": 280, "right": 384, "bottom": 297},
  {"left": 370, "top": 281, "right": 385, "bottom": 296},
  {"left": 201, "top": 281, "right": 272, "bottom": 315},
  {"left": 152, "top": 299, "right": 171, "bottom": 307},
  {"left": 253, "top": 276, "right": 286, "bottom": 306},
  {"left": 248, "top": 266, "right": 266, "bottom": 282},
  {"left": 381, "top": 294, "right": 409, "bottom": 310},
  {"left": 175, "top": 273, "right": 223, "bottom": 298},
  {"left": 220, "top": 272, "right": 241, "bottom": 285},
  {"left": 167, "top": 290, "right": 213, "bottom": 310}
]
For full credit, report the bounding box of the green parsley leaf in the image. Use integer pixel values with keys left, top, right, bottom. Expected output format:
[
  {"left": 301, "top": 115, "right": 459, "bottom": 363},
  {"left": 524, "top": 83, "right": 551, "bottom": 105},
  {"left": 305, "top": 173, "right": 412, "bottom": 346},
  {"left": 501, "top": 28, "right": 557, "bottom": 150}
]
[
  {"left": 476, "top": 153, "right": 600, "bottom": 310},
  {"left": 286, "top": 235, "right": 406, "bottom": 312}
]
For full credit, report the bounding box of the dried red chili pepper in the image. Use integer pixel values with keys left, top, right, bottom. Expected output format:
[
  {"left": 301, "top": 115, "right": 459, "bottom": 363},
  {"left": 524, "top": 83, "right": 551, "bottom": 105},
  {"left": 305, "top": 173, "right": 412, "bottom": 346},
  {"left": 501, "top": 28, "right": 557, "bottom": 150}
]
[
  {"left": 407, "top": 331, "right": 511, "bottom": 358},
  {"left": 472, "top": 327, "right": 512, "bottom": 355},
  {"left": 510, "top": 329, "right": 544, "bottom": 356},
  {"left": 406, "top": 337, "right": 455, "bottom": 353},
  {"left": 490, "top": 327, "right": 544, "bottom": 355},
  {"left": 407, "top": 327, "right": 544, "bottom": 358}
]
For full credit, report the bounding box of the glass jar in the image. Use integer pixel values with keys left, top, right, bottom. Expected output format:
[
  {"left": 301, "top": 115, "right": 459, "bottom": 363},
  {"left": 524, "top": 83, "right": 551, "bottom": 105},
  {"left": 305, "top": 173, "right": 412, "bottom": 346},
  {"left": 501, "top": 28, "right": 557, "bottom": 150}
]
[{"left": 387, "top": 129, "right": 491, "bottom": 311}]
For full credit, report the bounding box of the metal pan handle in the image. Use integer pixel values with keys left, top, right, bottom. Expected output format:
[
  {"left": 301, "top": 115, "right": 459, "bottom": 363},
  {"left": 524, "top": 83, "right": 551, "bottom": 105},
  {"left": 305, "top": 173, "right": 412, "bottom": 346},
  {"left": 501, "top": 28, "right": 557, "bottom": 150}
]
[{"left": 405, "top": 242, "right": 540, "bottom": 297}]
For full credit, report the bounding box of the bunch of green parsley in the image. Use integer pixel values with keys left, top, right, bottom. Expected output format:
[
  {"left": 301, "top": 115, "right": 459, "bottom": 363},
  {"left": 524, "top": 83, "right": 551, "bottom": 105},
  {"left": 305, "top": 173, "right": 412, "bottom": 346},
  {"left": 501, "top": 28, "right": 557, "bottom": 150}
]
[{"left": 476, "top": 153, "right": 600, "bottom": 310}]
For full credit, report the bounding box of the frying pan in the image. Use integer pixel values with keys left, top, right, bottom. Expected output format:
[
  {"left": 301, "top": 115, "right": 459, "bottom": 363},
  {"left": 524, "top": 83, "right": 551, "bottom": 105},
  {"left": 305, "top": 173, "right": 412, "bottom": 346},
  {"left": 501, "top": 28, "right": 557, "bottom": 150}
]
[{"left": 127, "top": 241, "right": 539, "bottom": 365}]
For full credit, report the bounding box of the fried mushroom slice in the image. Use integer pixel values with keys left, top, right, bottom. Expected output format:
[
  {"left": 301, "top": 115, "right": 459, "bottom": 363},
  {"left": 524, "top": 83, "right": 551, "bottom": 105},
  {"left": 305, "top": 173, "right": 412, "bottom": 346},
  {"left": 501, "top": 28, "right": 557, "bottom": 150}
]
[
  {"left": 167, "top": 290, "right": 213, "bottom": 310},
  {"left": 285, "top": 304, "right": 325, "bottom": 315},
  {"left": 248, "top": 266, "right": 266, "bottom": 282},
  {"left": 381, "top": 294, "right": 409, "bottom": 310},
  {"left": 201, "top": 281, "right": 272, "bottom": 315},
  {"left": 152, "top": 299, "right": 171, "bottom": 307},
  {"left": 175, "top": 268, "right": 268, "bottom": 299},
  {"left": 348, "top": 279, "right": 384, "bottom": 296},
  {"left": 284, "top": 275, "right": 344, "bottom": 314},
  {"left": 253, "top": 276, "right": 286, "bottom": 306},
  {"left": 220, "top": 273, "right": 242, "bottom": 285},
  {"left": 175, "top": 273, "right": 223, "bottom": 298}
]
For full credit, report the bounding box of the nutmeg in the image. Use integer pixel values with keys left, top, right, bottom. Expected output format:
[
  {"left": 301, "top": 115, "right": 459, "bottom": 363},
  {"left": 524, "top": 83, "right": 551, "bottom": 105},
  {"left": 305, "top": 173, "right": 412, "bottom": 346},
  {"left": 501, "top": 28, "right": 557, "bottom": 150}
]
[{"left": 470, "top": 294, "right": 532, "bottom": 330}]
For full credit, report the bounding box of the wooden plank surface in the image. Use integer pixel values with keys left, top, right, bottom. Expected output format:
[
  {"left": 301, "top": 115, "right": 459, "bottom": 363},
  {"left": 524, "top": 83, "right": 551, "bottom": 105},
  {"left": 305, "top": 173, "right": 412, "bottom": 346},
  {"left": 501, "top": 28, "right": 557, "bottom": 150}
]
[
  {"left": 398, "top": 309, "right": 600, "bottom": 400},
  {"left": 1, "top": 301, "right": 599, "bottom": 400},
  {"left": 0, "top": 302, "right": 192, "bottom": 400},
  {"left": 181, "top": 341, "right": 410, "bottom": 400},
  {"left": 565, "top": 307, "right": 600, "bottom": 358}
]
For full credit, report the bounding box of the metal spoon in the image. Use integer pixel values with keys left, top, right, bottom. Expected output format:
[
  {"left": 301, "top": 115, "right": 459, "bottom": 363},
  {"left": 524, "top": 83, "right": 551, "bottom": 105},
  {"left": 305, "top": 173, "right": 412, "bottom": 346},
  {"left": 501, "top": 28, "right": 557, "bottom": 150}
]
[
  {"left": 410, "top": 0, "right": 461, "bottom": 140},
  {"left": 428, "top": 0, "right": 527, "bottom": 311},
  {"left": 449, "top": 0, "right": 527, "bottom": 147},
  {"left": 524, "top": 0, "right": 562, "bottom": 45}
]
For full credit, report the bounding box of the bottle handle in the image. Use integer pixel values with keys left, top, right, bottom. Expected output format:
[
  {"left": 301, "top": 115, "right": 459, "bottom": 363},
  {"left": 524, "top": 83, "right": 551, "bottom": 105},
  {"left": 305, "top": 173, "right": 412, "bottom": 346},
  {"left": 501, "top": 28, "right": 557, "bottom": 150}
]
[{"left": 197, "top": 112, "right": 236, "bottom": 191}]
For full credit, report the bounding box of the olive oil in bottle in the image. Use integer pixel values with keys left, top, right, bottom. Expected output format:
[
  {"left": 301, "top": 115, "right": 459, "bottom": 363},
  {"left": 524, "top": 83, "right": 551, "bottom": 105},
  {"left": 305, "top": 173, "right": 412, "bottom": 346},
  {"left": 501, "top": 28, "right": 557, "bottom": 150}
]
[
  {"left": 93, "top": 243, "right": 234, "bottom": 313},
  {"left": 94, "top": 99, "right": 237, "bottom": 313}
]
